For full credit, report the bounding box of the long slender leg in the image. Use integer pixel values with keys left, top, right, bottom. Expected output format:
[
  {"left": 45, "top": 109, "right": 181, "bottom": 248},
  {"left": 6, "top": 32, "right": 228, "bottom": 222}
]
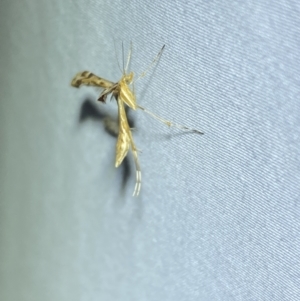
[
  {"left": 135, "top": 45, "right": 165, "bottom": 83},
  {"left": 137, "top": 105, "right": 204, "bottom": 134}
]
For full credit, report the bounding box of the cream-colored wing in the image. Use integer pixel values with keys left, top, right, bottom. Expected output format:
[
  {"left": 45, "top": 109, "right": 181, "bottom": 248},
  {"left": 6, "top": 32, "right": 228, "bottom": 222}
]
[
  {"left": 115, "top": 98, "right": 141, "bottom": 196},
  {"left": 115, "top": 98, "right": 131, "bottom": 167},
  {"left": 119, "top": 72, "right": 137, "bottom": 110}
]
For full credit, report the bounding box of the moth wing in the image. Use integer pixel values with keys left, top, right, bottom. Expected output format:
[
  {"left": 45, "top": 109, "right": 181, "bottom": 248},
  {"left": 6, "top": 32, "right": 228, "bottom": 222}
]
[
  {"left": 71, "top": 71, "right": 114, "bottom": 89},
  {"left": 119, "top": 79, "right": 137, "bottom": 110},
  {"left": 115, "top": 99, "right": 131, "bottom": 167},
  {"left": 115, "top": 128, "right": 130, "bottom": 167}
]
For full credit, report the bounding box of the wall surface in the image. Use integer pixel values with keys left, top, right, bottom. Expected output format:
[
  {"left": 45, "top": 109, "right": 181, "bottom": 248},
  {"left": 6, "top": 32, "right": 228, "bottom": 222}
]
[{"left": 1, "top": 0, "right": 299, "bottom": 300}]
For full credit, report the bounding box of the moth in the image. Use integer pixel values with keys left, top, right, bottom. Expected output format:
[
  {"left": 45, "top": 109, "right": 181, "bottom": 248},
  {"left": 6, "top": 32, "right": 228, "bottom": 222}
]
[{"left": 71, "top": 43, "right": 203, "bottom": 196}]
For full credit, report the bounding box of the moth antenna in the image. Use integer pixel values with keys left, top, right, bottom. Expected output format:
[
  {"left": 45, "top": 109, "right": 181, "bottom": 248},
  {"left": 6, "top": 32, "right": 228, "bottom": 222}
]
[
  {"left": 137, "top": 105, "right": 204, "bottom": 134},
  {"left": 113, "top": 38, "right": 123, "bottom": 74},
  {"left": 132, "top": 80, "right": 136, "bottom": 99},
  {"left": 122, "top": 41, "right": 125, "bottom": 74},
  {"left": 125, "top": 41, "right": 133, "bottom": 73},
  {"left": 134, "top": 45, "right": 165, "bottom": 83}
]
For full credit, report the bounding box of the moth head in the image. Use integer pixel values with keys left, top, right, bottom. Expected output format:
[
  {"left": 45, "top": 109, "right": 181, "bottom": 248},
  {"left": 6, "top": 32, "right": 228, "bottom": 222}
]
[{"left": 123, "top": 72, "right": 134, "bottom": 84}]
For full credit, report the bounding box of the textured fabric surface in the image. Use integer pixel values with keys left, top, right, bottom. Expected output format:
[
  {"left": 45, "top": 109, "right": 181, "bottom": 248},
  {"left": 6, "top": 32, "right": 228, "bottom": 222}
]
[{"left": 0, "top": 0, "right": 299, "bottom": 300}]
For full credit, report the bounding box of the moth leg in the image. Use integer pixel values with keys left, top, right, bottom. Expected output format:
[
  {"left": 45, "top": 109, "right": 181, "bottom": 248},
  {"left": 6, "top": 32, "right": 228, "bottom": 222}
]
[
  {"left": 98, "top": 84, "right": 118, "bottom": 102},
  {"left": 137, "top": 105, "right": 204, "bottom": 134},
  {"left": 135, "top": 45, "right": 165, "bottom": 82}
]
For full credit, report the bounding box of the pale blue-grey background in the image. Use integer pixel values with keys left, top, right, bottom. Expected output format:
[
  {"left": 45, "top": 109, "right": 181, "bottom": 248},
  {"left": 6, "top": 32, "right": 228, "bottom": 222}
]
[{"left": 0, "top": 0, "right": 299, "bottom": 300}]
